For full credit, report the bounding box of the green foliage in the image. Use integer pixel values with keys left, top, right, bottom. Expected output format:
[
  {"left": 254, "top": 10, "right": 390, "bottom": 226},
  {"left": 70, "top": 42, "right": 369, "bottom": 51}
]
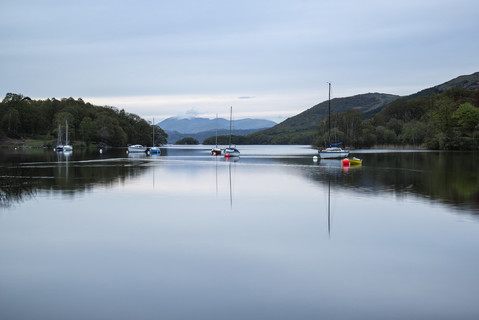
[
  {"left": 0, "top": 93, "right": 168, "bottom": 147},
  {"left": 175, "top": 137, "right": 199, "bottom": 145},
  {"left": 153, "top": 125, "right": 168, "bottom": 146},
  {"left": 453, "top": 103, "right": 479, "bottom": 131}
]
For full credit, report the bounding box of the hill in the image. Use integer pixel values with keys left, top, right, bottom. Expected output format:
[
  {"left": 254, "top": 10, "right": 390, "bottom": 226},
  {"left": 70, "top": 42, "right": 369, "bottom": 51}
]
[
  {"left": 243, "top": 72, "right": 479, "bottom": 145},
  {"left": 407, "top": 71, "right": 479, "bottom": 99},
  {"left": 244, "top": 93, "right": 399, "bottom": 144}
]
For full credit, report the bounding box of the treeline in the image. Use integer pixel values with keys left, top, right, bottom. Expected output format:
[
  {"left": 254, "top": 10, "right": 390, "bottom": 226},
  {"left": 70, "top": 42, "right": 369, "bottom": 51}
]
[
  {"left": 0, "top": 93, "right": 167, "bottom": 147},
  {"left": 313, "top": 88, "right": 479, "bottom": 150}
]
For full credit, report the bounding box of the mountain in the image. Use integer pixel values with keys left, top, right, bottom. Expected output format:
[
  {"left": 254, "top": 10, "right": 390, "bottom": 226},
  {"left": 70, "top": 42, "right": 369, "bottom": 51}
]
[
  {"left": 166, "top": 128, "right": 263, "bottom": 145},
  {"left": 158, "top": 116, "right": 276, "bottom": 143},
  {"left": 158, "top": 117, "right": 276, "bottom": 134}
]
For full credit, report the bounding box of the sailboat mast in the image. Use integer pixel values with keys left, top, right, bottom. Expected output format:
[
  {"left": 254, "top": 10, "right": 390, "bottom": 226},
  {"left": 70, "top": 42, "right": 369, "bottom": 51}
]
[
  {"left": 215, "top": 114, "right": 218, "bottom": 148},
  {"left": 229, "top": 106, "right": 232, "bottom": 148},
  {"left": 152, "top": 118, "right": 155, "bottom": 146},
  {"left": 328, "top": 82, "right": 331, "bottom": 146}
]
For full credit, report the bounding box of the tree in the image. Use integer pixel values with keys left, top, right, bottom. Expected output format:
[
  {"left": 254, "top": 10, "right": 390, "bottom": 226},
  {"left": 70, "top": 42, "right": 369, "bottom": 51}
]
[
  {"left": 1, "top": 108, "right": 21, "bottom": 137},
  {"left": 153, "top": 125, "right": 168, "bottom": 146},
  {"left": 176, "top": 137, "right": 199, "bottom": 145},
  {"left": 79, "top": 117, "right": 95, "bottom": 146},
  {"left": 453, "top": 103, "right": 479, "bottom": 131}
]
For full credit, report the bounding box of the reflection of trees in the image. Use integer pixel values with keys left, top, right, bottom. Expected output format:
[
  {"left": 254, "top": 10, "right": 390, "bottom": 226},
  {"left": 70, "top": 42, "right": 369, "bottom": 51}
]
[
  {"left": 357, "top": 152, "right": 479, "bottom": 212},
  {"left": 278, "top": 152, "right": 479, "bottom": 213},
  {"left": 0, "top": 151, "right": 152, "bottom": 207},
  {"left": 0, "top": 167, "right": 38, "bottom": 208}
]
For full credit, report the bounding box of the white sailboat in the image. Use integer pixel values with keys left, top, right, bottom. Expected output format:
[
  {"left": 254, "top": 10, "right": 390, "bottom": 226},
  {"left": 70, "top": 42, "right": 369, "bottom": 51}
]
[
  {"left": 63, "top": 120, "right": 72, "bottom": 152},
  {"left": 224, "top": 107, "right": 240, "bottom": 157},
  {"left": 55, "top": 124, "right": 63, "bottom": 152},
  {"left": 211, "top": 114, "right": 222, "bottom": 156},
  {"left": 149, "top": 118, "right": 161, "bottom": 154},
  {"left": 318, "top": 83, "right": 349, "bottom": 159}
]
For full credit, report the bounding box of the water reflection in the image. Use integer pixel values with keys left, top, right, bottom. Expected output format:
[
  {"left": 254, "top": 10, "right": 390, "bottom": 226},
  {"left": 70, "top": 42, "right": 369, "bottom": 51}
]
[
  {"left": 1, "top": 146, "right": 479, "bottom": 320},
  {"left": 0, "top": 147, "right": 478, "bottom": 214}
]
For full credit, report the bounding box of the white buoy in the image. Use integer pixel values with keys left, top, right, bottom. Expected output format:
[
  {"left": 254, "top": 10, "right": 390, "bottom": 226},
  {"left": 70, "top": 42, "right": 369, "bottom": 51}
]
[
  {"left": 313, "top": 156, "right": 318, "bottom": 162},
  {"left": 99, "top": 148, "right": 103, "bottom": 154}
]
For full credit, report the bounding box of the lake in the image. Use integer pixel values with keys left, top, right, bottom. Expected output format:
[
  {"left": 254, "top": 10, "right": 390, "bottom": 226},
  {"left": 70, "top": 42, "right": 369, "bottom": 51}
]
[{"left": 1, "top": 145, "right": 478, "bottom": 320}]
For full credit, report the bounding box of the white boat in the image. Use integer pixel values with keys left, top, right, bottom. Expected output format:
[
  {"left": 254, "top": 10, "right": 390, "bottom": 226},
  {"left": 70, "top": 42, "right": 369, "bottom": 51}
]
[
  {"left": 63, "top": 120, "right": 72, "bottom": 151},
  {"left": 319, "top": 146, "right": 349, "bottom": 159},
  {"left": 318, "top": 83, "right": 349, "bottom": 159},
  {"left": 127, "top": 144, "right": 147, "bottom": 153},
  {"left": 224, "top": 147, "right": 240, "bottom": 157},
  {"left": 224, "top": 107, "right": 240, "bottom": 158}
]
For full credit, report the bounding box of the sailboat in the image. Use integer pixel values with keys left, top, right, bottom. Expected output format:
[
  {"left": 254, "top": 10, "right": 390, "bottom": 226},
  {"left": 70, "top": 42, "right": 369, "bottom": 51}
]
[
  {"left": 149, "top": 118, "right": 161, "bottom": 154},
  {"left": 224, "top": 107, "right": 240, "bottom": 157},
  {"left": 211, "top": 114, "right": 222, "bottom": 156},
  {"left": 55, "top": 124, "right": 64, "bottom": 152},
  {"left": 63, "top": 120, "right": 72, "bottom": 152},
  {"left": 318, "top": 82, "right": 349, "bottom": 159}
]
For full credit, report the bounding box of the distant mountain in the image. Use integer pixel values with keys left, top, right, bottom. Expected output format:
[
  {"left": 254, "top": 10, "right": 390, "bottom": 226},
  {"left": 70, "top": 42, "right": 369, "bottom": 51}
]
[
  {"left": 158, "top": 117, "right": 276, "bottom": 134},
  {"left": 166, "top": 128, "right": 264, "bottom": 144},
  {"left": 158, "top": 116, "right": 276, "bottom": 144}
]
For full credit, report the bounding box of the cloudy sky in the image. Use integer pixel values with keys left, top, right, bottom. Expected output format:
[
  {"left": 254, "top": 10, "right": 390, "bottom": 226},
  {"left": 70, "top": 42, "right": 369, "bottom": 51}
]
[{"left": 1, "top": 0, "right": 478, "bottom": 123}]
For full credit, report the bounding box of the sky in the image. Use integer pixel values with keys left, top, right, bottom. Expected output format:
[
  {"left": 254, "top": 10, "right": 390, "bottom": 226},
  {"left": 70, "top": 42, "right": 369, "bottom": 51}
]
[{"left": 1, "top": 0, "right": 478, "bottom": 123}]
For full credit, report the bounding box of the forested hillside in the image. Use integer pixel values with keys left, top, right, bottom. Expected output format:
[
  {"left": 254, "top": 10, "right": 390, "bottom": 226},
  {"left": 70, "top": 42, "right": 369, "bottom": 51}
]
[
  {"left": 238, "top": 93, "right": 399, "bottom": 145},
  {"left": 0, "top": 93, "right": 167, "bottom": 147},
  {"left": 314, "top": 88, "right": 479, "bottom": 150}
]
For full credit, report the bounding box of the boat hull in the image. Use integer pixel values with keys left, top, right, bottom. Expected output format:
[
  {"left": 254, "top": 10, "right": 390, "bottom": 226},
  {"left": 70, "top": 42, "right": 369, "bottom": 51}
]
[
  {"left": 128, "top": 145, "right": 147, "bottom": 153},
  {"left": 224, "top": 147, "right": 240, "bottom": 157},
  {"left": 348, "top": 157, "right": 362, "bottom": 165},
  {"left": 211, "top": 148, "right": 222, "bottom": 156},
  {"left": 319, "top": 150, "right": 349, "bottom": 159},
  {"left": 149, "top": 147, "right": 161, "bottom": 154}
]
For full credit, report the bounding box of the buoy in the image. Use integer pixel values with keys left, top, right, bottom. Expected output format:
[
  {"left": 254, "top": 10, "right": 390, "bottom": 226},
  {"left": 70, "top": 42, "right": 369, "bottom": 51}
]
[
  {"left": 342, "top": 158, "right": 350, "bottom": 166},
  {"left": 225, "top": 153, "right": 230, "bottom": 159},
  {"left": 313, "top": 156, "right": 318, "bottom": 162},
  {"left": 99, "top": 148, "right": 103, "bottom": 154}
]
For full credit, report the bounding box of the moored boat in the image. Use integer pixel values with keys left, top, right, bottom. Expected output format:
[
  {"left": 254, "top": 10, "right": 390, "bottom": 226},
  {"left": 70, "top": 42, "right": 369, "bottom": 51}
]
[
  {"left": 55, "top": 124, "right": 64, "bottom": 152},
  {"left": 149, "top": 147, "right": 161, "bottom": 154},
  {"left": 318, "top": 83, "right": 349, "bottom": 159},
  {"left": 342, "top": 157, "right": 362, "bottom": 166},
  {"left": 224, "top": 107, "right": 240, "bottom": 158},
  {"left": 224, "top": 147, "right": 240, "bottom": 157},
  {"left": 127, "top": 145, "right": 148, "bottom": 153},
  {"left": 319, "top": 147, "right": 349, "bottom": 159},
  {"left": 63, "top": 120, "right": 72, "bottom": 151},
  {"left": 149, "top": 119, "right": 161, "bottom": 155},
  {"left": 211, "top": 114, "right": 222, "bottom": 156}
]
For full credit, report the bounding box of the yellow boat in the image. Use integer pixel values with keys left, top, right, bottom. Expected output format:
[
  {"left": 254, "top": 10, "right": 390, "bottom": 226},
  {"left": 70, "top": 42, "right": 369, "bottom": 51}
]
[{"left": 342, "top": 157, "right": 362, "bottom": 166}]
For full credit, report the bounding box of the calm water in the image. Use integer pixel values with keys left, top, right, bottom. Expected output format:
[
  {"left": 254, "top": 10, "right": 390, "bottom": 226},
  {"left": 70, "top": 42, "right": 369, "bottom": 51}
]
[{"left": 1, "top": 146, "right": 478, "bottom": 320}]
